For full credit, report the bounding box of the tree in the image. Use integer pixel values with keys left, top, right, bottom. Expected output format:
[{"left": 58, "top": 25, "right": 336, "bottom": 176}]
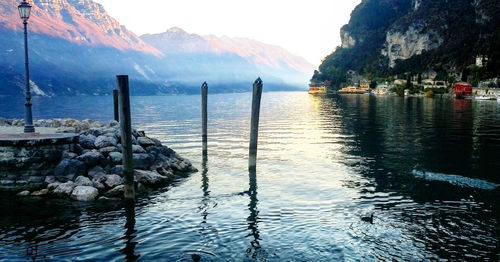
[
  {"left": 406, "top": 74, "right": 413, "bottom": 90},
  {"left": 370, "top": 80, "right": 377, "bottom": 89},
  {"left": 417, "top": 73, "right": 422, "bottom": 84}
]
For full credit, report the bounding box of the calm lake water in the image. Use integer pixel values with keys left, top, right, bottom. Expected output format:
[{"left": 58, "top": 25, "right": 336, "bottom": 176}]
[{"left": 1, "top": 92, "right": 500, "bottom": 261}]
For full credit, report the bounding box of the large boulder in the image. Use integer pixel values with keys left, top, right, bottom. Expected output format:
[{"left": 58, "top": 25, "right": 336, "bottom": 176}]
[
  {"left": 75, "top": 176, "right": 93, "bottom": 186},
  {"left": 133, "top": 153, "right": 154, "bottom": 169},
  {"left": 132, "top": 145, "right": 146, "bottom": 154},
  {"left": 104, "top": 185, "right": 124, "bottom": 198},
  {"left": 54, "top": 159, "right": 86, "bottom": 181},
  {"left": 108, "top": 152, "right": 122, "bottom": 165},
  {"left": 94, "top": 135, "right": 118, "bottom": 149},
  {"left": 137, "top": 137, "right": 156, "bottom": 148},
  {"left": 71, "top": 186, "right": 99, "bottom": 201},
  {"left": 134, "top": 170, "right": 169, "bottom": 187},
  {"left": 88, "top": 166, "right": 106, "bottom": 180},
  {"left": 52, "top": 181, "right": 76, "bottom": 196},
  {"left": 104, "top": 174, "right": 123, "bottom": 188},
  {"left": 78, "top": 134, "right": 96, "bottom": 149},
  {"left": 77, "top": 151, "right": 104, "bottom": 167}
]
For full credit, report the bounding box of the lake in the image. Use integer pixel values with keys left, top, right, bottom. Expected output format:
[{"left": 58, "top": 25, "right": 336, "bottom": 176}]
[{"left": 0, "top": 92, "right": 499, "bottom": 261}]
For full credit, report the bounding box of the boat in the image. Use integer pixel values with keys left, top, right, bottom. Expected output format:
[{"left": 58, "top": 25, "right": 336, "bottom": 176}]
[{"left": 474, "top": 95, "right": 494, "bottom": 100}]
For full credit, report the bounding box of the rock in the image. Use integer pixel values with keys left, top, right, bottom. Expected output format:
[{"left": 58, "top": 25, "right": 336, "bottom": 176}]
[
  {"left": 94, "top": 135, "right": 117, "bottom": 149},
  {"left": 104, "top": 185, "right": 124, "bottom": 198},
  {"left": 31, "top": 189, "right": 49, "bottom": 196},
  {"left": 97, "top": 196, "right": 121, "bottom": 202},
  {"left": 88, "top": 166, "right": 106, "bottom": 179},
  {"left": 137, "top": 137, "right": 156, "bottom": 148},
  {"left": 104, "top": 174, "right": 123, "bottom": 188},
  {"left": 54, "top": 159, "right": 86, "bottom": 181},
  {"left": 62, "top": 151, "right": 78, "bottom": 159},
  {"left": 92, "top": 181, "right": 106, "bottom": 192},
  {"left": 75, "top": 176, "right": 93, "bottom": 186},
  {"left": 151, "top": 138, "right": 162, "bottom": 146},
  {"left": 131, "top": 136, "right": 138, "bottom": 145},
  {"left": 110, "top": 165, "right": 123, "bottom": 175},
  {"left": 132, "top": 145, "right": 146, "bottom": 154},
  {"left": 134, "top": 169, "right": 169, "bottom": 187},
  {"left": 77, "top": 151, "right": 104, "bottom": 167},
  {"left": 44, "top": 176, "right": 57, "bottom": 184},
  {"left": 47, "top": 182, "right": 61, "bottom": 190},
  {"left": 108, "top": 152, "right": 123, "bottom": 165},
  {"left": 78, "top": 134, "right": 96, "bottom": 149},
  {"left": 71, "top": 186, "right": 99, "bottom": 201},
  {"left": 52, "top": 181, "right": 76, "bottom": 196},
  {"left": 17, "top": 191, "right": 30, "bottom": 197},
  {"left": 99, "top": 146, "right": 119, "bottom": 155},
  {"left": 109, "top": 120, "right": 119, "bottom": 128},
  {"left": 133, "top": 153, "right": 154, "bottom": 169}
]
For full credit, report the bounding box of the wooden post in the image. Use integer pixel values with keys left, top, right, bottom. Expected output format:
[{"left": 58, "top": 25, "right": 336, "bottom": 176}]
[
  {"left": 113, "top": 89, "right": 119, "bottom": 122},
  {"left": 117, "top": 75, "right": 135, "bottom": 200},
  {"left": 201, "top": 82, "right": 208, "bottom": 155},
  {"left": 249, "top": 78, "right": 263, "bottom": 170}
]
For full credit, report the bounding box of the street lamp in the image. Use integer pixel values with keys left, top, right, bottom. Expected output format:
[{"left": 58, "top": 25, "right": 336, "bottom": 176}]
[{"left": 18, "top": 0, "right": 35, "bottom": 133}]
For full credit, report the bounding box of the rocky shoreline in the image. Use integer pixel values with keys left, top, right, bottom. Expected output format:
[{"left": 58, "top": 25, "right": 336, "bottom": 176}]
[{"left": 0, "top": 118, "right": 197, "bottom": 201}]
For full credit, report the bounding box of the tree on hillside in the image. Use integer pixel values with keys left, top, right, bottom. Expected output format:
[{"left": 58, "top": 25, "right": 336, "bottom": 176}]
[{"left": 406, "top": 74, "right": 413, "bottom": 89}]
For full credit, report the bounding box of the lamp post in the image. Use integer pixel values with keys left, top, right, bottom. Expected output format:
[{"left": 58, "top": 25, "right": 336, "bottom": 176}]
[{"left": 18, "top": 0, "right": 35, "bottom": 133}]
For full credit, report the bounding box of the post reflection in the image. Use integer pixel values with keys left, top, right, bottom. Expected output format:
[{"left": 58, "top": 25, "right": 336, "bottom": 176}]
[
  {"left": 201, "top": 154, "right": 210, "bottom": 222},
  {"left": 245, "top": 168, "right": 261, "bottom": 259},
  {"left": 121, "top": 199, "right": 140, "bottom": 262}
]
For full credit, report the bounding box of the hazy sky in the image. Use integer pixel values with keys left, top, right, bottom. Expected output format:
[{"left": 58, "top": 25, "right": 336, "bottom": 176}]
[{"left": 94, "top": 0, "right": 361, "bottom": 66}]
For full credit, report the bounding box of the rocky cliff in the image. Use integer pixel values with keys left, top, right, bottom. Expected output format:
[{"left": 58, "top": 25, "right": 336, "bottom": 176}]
[{"left": 313, "top": 0, "right": 500, "bottom": 88}]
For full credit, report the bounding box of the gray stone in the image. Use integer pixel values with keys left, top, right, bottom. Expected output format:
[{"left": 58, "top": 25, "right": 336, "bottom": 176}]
[
  {"left": 97, "top": 196, "right": 121, "bottom": 202},
  {"left": 48, "top": 182, "right": 61, "bottom": 190},
  {"left": 137, "top": 137, "right": 156, "bottom": 148},
  {"left": 92, "top": 180, "right": 106, "bottom": 192},
  {"left": 78, "top": 134, "right": 96, "bottom": 149},
  {"left": 110, "top": 165, "right": 123, "bottom": 175},
  {"left": 108, "top": 152, "right": 122, "bottom": 165},
  {"left": 131, "top": 136, "right": 138, "bottom": 145},
  {"left": 17, "top": 191, "right": 30, "bottom": 196},
  {"left": 94, "top": 135, "right": 117, "bottom": 149},
  {"left": 99, "top": 146, "right": 119, "bottom": 154},
  {"left": 62, "top": 151, "right": 78, "bottom": 159},
  {"left": 88, "top": 166, "right": 106, "bottom": 179},
  {"left": 132, "top": 145, "right": 146, "bottom": 154},
  {"left": 44, "top": 176, "right": 57, "bottom": 184},
  {"left": 75, "top": 176, "right": 93, "bottom": 186},
  {"left": 28, "top": 176, "right": 45, "bottom": 184},
  {"left": 109, "top": 120, "right": 119, "bottom": 128},
  {"left": 133, "top": 153, "right": 154, "bottom": 169},
  {"left": 134, "top": 169, "right": 169, "bottom": 187},
  {"left": 71, "top": 186, "right": 99, "bottom": 201},
  {"left": 31, "top": 189, "right": 49, "bottom": 196},
  {"left": 104, "top": 185, "right": 124, "bottom": 198},
  {"left": 151, "top": 138, "right": 162, "bottom": 146},
  {"left": 53, "top": 181, "right": 76, "bottom": 196},
  {"left": 104, "top": 174, "right": 123, "bottom": 188},
  {"left": 77, "top": 151, "right": 104, "bottom": 167},
  {"left": 54, "top": 159, "right": 86, "bottom": 181}
]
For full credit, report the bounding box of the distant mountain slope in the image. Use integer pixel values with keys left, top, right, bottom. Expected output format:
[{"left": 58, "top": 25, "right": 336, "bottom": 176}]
[
  {"left": 0, "top": 0, "right": 313, "bottom": 96},
  {"left": 312, "top": 0, "right": 500, "bottom": 88}
]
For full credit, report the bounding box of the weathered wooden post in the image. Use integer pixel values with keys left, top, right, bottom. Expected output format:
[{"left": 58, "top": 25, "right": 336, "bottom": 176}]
[
  {"left": 117, "top": 75, "right": 135, "bottom": 200},
  {"left": 113, "top": 89, "right": 119, "bottom": 122},
  {"left": 249, "top": 77, "right": 263, "bottom": 170},
  {"left": 201, "top": 82, "right": 208, "bottom": 155}
]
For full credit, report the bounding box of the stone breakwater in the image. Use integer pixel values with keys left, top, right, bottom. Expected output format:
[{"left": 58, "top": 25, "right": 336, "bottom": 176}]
[{"left": 0, "top": 118, "right": 197, "bottom": 201}]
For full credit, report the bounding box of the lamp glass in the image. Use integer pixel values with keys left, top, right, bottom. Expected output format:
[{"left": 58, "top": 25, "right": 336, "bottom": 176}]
[{"left": 18, "top": 1, "right": 31, "bottom": 20}]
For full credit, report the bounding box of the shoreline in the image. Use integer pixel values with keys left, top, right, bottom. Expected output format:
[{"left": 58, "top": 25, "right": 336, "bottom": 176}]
[{"left": 0, "top": 118, "right": 198, "bottom": 201}]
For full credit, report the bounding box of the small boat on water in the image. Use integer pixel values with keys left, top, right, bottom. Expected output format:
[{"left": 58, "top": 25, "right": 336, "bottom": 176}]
[{"left": 474, "top": 95, "right": 494, "bottom": 100}]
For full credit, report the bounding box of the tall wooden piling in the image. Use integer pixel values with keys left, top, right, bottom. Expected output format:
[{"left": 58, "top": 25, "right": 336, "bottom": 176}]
[
  {"left": 201, "top": 82, "right": 208, "bottom": 155},
  {"left": 113, "top": 89, "right": 119, "bottom": 122},
  {"left": 249, "top": 78, "right": 263, "bottom": 170},
  {"left": 117, "top": 75, "right": 135, "bottom": 200}
]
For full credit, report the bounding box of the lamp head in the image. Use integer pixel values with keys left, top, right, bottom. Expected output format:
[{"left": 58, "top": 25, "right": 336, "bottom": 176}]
[{"left": 18, "top": 1, "right": 32, "bottom": 21}]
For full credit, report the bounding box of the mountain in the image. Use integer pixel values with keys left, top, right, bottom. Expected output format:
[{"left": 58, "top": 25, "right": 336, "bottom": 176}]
[
  {"left": 312, "top": 0, "right": 500, "bottom": 88},
  {"left": 141, "top": 28, "right": 314, "bottom": 86},
  {"left": 0, "top": 0, "right": 312, "bottom": 97}
]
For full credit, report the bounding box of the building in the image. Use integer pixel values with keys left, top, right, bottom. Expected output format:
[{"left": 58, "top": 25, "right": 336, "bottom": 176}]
[
  {"left": 360, "top": 81, "right": 370, "bottom": 89},
  {"left": 339, "top": 86, "right": 370, "bottom": 94},
  {"left": 476, "top": 55, "right": 488, "bottom": 67}
]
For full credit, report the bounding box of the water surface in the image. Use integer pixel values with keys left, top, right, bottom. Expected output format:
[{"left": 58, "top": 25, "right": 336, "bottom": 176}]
[{"left": 0, "top": 92, "right": 499, "bottom": 261}]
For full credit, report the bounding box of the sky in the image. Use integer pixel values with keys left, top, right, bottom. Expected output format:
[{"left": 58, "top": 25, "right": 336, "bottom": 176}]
[{"left": 94, "top": 0, "right": 361, "bottom": 67}]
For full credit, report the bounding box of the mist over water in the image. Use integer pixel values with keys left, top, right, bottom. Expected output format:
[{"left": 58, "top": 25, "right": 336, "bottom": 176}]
[{"left": 0, "top": 92, "right": 499, "bottom": 261}]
